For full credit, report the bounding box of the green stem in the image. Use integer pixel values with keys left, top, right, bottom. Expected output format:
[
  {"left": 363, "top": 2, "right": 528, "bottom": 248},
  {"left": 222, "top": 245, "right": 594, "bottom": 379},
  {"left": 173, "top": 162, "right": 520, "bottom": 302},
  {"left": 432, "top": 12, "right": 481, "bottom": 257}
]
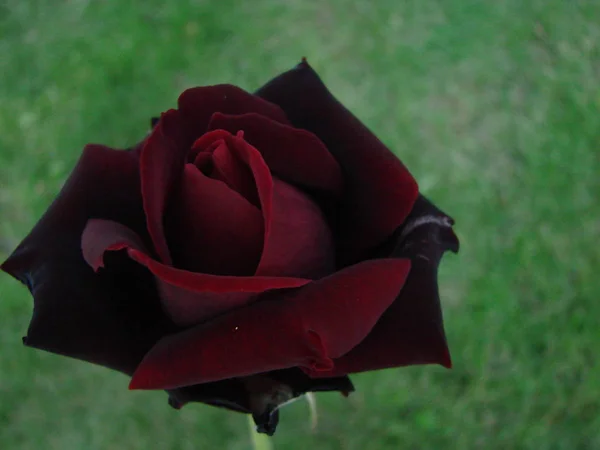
[{"left": 305, "top": 393, "right": 318, "bottom": 432}]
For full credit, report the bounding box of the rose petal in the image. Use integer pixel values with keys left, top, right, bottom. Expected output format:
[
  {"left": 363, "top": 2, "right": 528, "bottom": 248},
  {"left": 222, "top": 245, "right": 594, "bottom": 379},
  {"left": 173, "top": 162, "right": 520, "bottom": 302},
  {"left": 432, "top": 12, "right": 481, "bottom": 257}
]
[
  {"left": 208, "top": 112, "right": 343, "bottom": 195},
  {"left": 193, "top": 151, "right": 213, "bottom": 172},
  {"left": 1, "top": 145, "right": 169, "bottom": 375},
  {"left": 189, "top": 129, "right": 231, "bottom": 162},
  {"left": 177, "top": 84, "right": 290, "bottom": 146},
  {"left": 256, "top": 178, "right": 335, "bottom": 279},
  {"left": 82, "top": 220, "right": 254, "bottom": 327},
  {"left": 223, "top": 135, "right": 335, "bottom": 279},
  {"left": 256, "top": 60, "right": 419, "bottom": 261},
  {"left": 129, "top": 258, "right": 411, "bottom": 389},
  {"left": 82, "top": 219, "right": 313, "bottom": 325},
  {"left": 127, "top": 248, "right": 311, "bottom": 293},
  {"left": 209, "top": 140, "right": 260, "bottom": 206},
  {"left": 221, "top": 134, "right": 273, "bottom": 229},
  {"left": 140, "top": 109, "right": 188, "bottom": 265},
  {"left": 305, "top": 195, "right": 459, "bottom": 377},
  {"left": 156, "top": 283, "right": 255, "bottom": 327},
  {"left": 165, "top": 164, "right": 263, "bottom": 276}
]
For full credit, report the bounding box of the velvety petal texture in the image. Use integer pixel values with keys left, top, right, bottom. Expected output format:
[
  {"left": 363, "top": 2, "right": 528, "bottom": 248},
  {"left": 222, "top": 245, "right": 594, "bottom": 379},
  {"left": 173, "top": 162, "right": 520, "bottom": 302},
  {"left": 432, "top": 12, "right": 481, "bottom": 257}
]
[
  {"left": 305, "top": 196, "right": 459, "bottom": 377},
  {"left": 129, "top": 258, "right": 411, "bottom": 389},
  {"left": 1, "top": 145, "right": 170, "bottom": 375},
  {"left": 256, "top": 59, "right": 419, "bottom": 262},
  {"left": 81, "top": 218, "right": 313, "bottom": 326},
  {"left": 140, "top": 109, "right": 187, "bottom": 265},
  {"left": 1, "top": 61, "right": 459, "bottom": 438},
  {"left": 177, "top": 84, "right": 290, "bottom": 147},
  {"left": 166, "top": 164, "right": 264, "bottom": 276},
  {"left": 207, "top": 112, "right": 343, "bottom": 195}
]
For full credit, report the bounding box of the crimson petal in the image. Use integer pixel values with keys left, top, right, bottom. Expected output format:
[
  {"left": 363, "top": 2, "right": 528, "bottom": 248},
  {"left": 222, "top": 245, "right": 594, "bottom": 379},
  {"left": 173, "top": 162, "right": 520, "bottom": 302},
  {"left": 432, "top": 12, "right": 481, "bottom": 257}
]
[
  {"left": 305, "top": 195, "right": 459, "bottom": 377},
  {"left": 140, "top": 109, "right": 188, "bottom": 264},
  {"left": 129, "top": 258, "right": 411, "bottom": 390},
  {"left": 224, "top": 135, "right": 335, "bottom": 279},
  {"left": 255, "top": 60, "right": 419, "bottom": 261},
  {"left": 208, "top": 112, "right": 343, "bottom": 195},
  {"left": 82, "top": 219, "right": 312, "bottom": 326},
  {"left": 209, "top": 141, "right": 259, "bottom": 205},
  {"left": 256, "top": 178, "right": 335, "bottom": 279},
  {"left": 165, "top": 164, "right": 263, "bottom": 276},
  {"left": 0, "top": 145, "right": 169, "bottom": 375},
  {"left": 177, "top": 84, "right": 290, "bottom": 146}
]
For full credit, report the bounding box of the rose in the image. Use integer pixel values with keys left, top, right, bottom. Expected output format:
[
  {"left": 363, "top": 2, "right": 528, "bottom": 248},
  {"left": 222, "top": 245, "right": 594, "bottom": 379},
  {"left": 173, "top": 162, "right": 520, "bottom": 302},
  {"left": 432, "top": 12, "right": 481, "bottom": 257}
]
[{"left": 1, "top": 60, "right": 459, "bottom": 435}]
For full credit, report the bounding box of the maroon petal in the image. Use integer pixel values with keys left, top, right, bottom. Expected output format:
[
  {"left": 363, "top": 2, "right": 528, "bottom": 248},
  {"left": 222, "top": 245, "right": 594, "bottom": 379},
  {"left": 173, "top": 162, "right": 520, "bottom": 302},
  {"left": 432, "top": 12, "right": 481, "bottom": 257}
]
[
  {"left": 127, "top": 249, "right": 311, "bottom": 293},
  {"left": 305, "top": 195, "right": 459, "bottom": 377},
  {"left": 224, "top": 135, "right": 335, "bottom": 279},
  {"left": 222, "top": 134, "right": 273, "bottom": 246},
  {"left": 208, "top": 112, "right": 343, "bottom": 195},
  {"left": 210, "top": 141, "right": 259, "bottom": 205},
  {"left": 0, "top": 145, "right": 169, "bottom": 375},
  {"left": 177, "top": 84, "right": 290, "bottom": 146},
  {"left": 82, "top": 219, "right": 313, "bottom": 326},
  {"left": 129, "top": 258, "right": 411, "bottom": 390},
  {"left": 256, "top": 60, "right": 419, "bottom": 261},
  {"left": 82, "top": 219, "right": 150, "bottom": 271},
  {"left": 256, "top": 178, "right": 335, "bottom": 279},
  {"left": 190, "top": 130, "right": 260, "bottom": 206},
  {"left": 189, "top": 128, "right": 230, "bottom": 162},
  {"left": 165, "top": 164, "right": 263, "bottom": 276},
  {"left": 140, "top": 109, "right": 188, "bottom": 264}
]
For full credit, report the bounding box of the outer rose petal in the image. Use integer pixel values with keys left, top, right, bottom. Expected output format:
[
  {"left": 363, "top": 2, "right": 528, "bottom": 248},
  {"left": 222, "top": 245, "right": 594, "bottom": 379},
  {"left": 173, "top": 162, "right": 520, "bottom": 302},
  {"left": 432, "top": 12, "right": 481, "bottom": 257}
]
[
  {"left": 256, "top": 60, "right": 419, "bottom": 261},
  {"left": 207, "top": 112, "right": 343, "bottom": 195},
  {"left": 177, "top": 84, "right": 290, "bottom": 146},
  {"left": 0, "top": 145, "right": 170, "bottom": 375},
  {"left": 129, "top": 258, "right": 411, "bottom": 390},
  {"left": 82, "top": 219, "right": 313, "bottom": 326},
  {"left": 305, "top": 195, "right": 460, "bottom": 377}
]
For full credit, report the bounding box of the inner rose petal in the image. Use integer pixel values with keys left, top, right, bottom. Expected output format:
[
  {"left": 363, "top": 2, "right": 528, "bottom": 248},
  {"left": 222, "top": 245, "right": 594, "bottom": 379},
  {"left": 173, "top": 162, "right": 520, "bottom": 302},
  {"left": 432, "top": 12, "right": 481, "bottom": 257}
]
[
  {"left": 165, "top": 164, "right": 264, "bottom": 276},
  {"left": 209, "top": 140, "right": 260, "bottom": 207},
  {"left": 256, "top": 177, "right": 334, "bottom": 279},
  {"left": 225, "top": 135, "right": 335, "bottom": 279},
  {"left": 207, "top": 113, "right": 343, "bottom": 195}
]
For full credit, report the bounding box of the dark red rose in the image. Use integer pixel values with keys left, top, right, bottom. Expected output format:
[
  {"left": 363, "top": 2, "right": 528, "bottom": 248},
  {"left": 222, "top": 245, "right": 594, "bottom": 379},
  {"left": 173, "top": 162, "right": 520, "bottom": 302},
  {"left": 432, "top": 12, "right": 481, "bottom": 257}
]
[{"left": 1, "top": 60, "right": 459, "bottom": 435}]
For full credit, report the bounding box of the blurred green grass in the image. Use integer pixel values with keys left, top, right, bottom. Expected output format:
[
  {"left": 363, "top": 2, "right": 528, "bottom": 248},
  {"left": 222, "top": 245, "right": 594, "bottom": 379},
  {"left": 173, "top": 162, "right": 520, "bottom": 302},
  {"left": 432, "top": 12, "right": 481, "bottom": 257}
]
[{"left": 1, "top": 1, "right": 599, "bottom": 449}]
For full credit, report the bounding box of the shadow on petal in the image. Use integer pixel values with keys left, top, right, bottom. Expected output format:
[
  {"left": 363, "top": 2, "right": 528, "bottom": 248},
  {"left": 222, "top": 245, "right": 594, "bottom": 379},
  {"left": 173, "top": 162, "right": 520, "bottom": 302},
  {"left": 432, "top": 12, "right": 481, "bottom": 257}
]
[
  {"left": 1, "top": 145, "right": 171, "bottom": 375},
  {"left": 256, "top": 60, "right": 419, "bottom": 262},
  {"left": 306, "top": 195, "right": 459, "bottom": 377}
]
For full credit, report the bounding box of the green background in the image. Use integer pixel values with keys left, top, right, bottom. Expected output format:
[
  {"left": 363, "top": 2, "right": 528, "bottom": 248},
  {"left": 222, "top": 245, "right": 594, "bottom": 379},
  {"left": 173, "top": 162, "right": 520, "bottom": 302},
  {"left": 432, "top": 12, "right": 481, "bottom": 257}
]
[{"left": 1, "top": 1, "right": 599, "bottom": 449}]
